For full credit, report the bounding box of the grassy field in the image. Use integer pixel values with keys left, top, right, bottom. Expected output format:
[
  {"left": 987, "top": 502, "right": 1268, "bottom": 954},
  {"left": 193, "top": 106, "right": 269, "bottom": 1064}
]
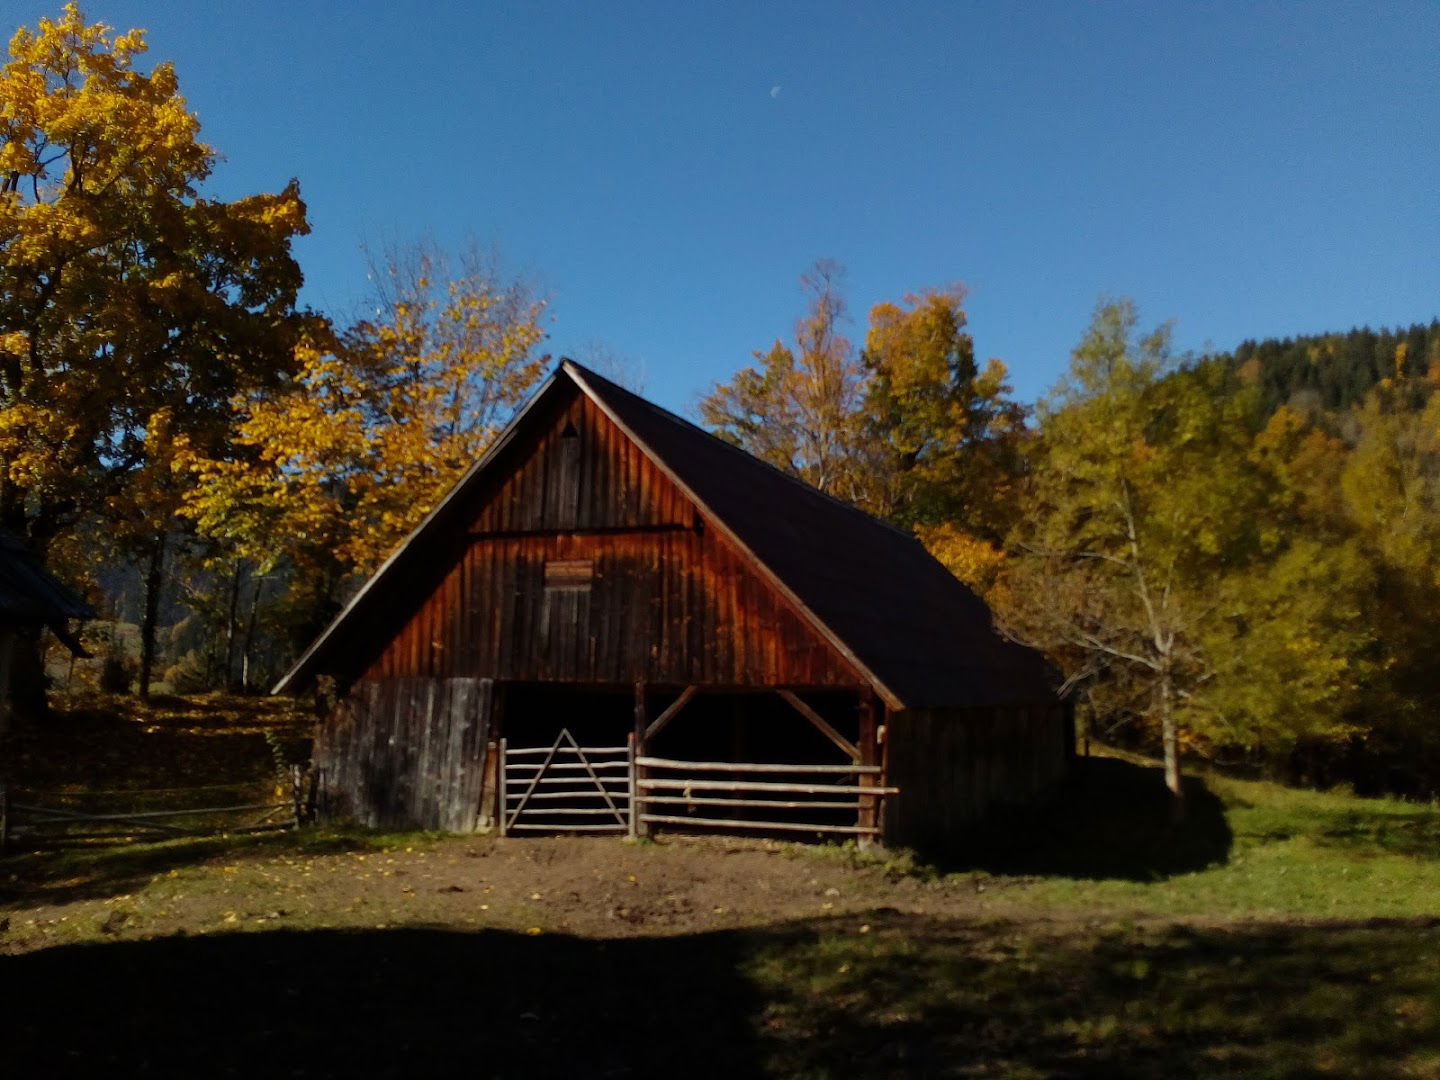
[{"left": 2, "top": 698, "right": 1439, "bottom": 1077}]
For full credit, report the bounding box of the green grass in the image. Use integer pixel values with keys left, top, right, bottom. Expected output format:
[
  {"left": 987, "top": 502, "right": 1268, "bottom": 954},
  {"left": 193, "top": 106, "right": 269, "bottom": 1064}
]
[
  {"left": 743, "top": 914, "right": 1440, "bottom": 1077},
  {"left": 738, "top": 758, "right": 1440, "bottom": 1075},
  {"left": 918, "top": 755, "right": 1440, "bottom": 922}
]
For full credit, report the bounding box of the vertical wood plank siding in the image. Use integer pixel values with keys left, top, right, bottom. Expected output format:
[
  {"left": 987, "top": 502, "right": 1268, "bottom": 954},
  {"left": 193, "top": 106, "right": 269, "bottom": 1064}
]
[
  {"left": 314, "top": 677, "right": 494, "bottom": 830},
  {"left": 357, "top": 388, "right": 861, "bottom": 690},
  {"left": 883, "top": 705, "right": 1072, "bottom": 848}
]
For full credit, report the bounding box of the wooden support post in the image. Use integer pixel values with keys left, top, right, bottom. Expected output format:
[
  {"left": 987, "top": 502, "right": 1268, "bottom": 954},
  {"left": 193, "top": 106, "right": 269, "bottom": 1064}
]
[
  {"left": 306, "top": 768, "right": 320, "bottom": 825},
  {"left": 633, "top": 681, "right": 649, "bottom": 838},
  {"left": 778, "top": 690, "right": 859, "bottom": 762},
  {"left": 290, "top": 764, "right": 304, "bottom": 828},
  {"left": 857, "top": 692, "right": 879, "bottom": 849},
  {"left": 644, "top": 685, "right": 697, "bottom": 743},
  {"left": 497, "top": 737, "right": 509, "bottom": 837},
  {"left": 480, "top": 740, "right": 499, "bottom": 830},
  {"left": 878, "top": 705, "right": 893, "bottom": 844},
  {"left": 627, "top": 731, "right": 638, "bottom": 839}
]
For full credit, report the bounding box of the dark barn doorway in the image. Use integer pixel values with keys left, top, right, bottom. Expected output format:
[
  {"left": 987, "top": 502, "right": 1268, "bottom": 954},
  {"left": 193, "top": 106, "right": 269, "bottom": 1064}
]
[
  {"left": 501, "top": 683, "right": 635, "bottom": 748},
  {"left": 644, "top": 689, "right": 861, "bottom": 767},
  {"left": 497, "top": 684, "right": 635, "bottom": 835}
]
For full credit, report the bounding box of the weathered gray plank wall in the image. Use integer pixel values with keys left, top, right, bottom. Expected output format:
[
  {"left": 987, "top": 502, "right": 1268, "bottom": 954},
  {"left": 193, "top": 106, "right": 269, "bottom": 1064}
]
[
  {"left": 315, "top": 677, "right": 494, "bottom": 831},
  {"left": 884, "top": 705, "right": 1071, "bottom": 848}
]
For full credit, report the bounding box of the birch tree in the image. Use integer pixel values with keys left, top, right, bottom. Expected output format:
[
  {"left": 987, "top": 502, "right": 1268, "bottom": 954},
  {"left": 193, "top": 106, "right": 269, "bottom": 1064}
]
[{"left": 1000, "top": 302, "right": 1259, "bottom": 813}]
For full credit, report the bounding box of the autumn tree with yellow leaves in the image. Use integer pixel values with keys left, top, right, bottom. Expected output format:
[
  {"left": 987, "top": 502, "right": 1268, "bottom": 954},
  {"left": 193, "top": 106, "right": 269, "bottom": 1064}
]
[
  {"left": 700, "top": 263, "right": 1027, "bottom": 539},
  {"left": 861, "top": 286, "right": 1027, "bottom": 532},
  {"left": 699, "top": 260, "right": 868, "bottom": 502},
  {"left": 0, "top": 6, "right": 310, "bottom": 708},
  {"left": 179, "top": 242, "right": 549, "bottom": 649}
]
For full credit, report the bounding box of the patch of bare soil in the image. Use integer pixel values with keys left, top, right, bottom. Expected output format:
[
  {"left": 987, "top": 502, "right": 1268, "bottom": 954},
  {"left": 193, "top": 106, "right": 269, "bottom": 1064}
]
[{"left": 0, "top": 831, "right": 1021, "bottom": 952}]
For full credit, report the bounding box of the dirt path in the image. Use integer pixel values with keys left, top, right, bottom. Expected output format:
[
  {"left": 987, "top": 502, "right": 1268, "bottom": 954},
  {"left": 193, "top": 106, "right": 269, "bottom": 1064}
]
[{"left": 0, "top": 832, "right": 1042, "bottom": 951}]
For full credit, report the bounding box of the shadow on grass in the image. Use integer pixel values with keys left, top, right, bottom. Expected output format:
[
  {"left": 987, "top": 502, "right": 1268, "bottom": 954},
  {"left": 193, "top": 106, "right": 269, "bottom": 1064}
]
[
  {"left": 913, "top": 757, "right": 1234, "bottom": 881},
  {"left": 748, "top": 910, "right": 1440, "bottom": 1078},
  {"left": 0, "top": 828, "right": 398, "bottom": 907},
  {"left": 1239, "top": 804, "right": 1440, "bottom": 860},
  {"left": 7, "top": 911, "right": 1440, "bottom": 1078},
  {"left": 6, "top": 925, "right": 764, "bottom": 1079}
]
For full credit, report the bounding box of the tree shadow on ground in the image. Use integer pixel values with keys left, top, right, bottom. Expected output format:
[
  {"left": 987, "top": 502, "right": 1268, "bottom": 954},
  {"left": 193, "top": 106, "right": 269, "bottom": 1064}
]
[
  {"left": 6, "top": 926, "right": 763, "bottom": 1079},
  {"left": 748, "top": 910, "right": 1440, "bottom": 1078},
  {"left": 8, "top": 911, "right": 1440, "bottom": 1078},
  {"left": 0, "top": 829, "right": 385, "bottom": 907},
  {"left": 1240, "top": 804, "right": 1440, "bottom": 860},
  {"left": 912, "top": 757, "right": 1234, "bottom": 880}
]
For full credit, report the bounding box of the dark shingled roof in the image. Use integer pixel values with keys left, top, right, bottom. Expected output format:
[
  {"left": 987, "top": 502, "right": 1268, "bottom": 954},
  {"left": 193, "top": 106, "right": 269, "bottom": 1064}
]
[
  {"left": 0, "top": 533, "right": 94, "bottom": 623},
  {"left": 568, "top": 363, "right": 1056, "bottom": 709},
  {"left": 277, "top": 360, "right": 1058, "bottom": 708}
]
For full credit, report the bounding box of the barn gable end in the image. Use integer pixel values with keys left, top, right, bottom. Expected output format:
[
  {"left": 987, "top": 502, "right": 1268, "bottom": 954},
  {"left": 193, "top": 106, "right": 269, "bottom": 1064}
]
[{"left": 357, "top": 382, "right": 864, "bottom": 689}]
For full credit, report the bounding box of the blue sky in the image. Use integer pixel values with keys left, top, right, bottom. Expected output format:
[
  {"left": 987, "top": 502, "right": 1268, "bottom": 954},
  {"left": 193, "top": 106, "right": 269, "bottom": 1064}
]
[{"left": 14, "top": 1, "right": 1440, "bottom": 413}]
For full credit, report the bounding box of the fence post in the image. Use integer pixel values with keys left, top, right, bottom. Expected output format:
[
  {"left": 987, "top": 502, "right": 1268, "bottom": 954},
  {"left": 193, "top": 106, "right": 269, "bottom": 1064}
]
[
  {"left": 306, "top": 767, "right": 319, "bottom": 825},
  {"left": 290, "top": 764, "right": 303, "bottom": 828},
  {"left": 627, "top": 732, "right": 638, "bottom": 839},
  {"left": 497, "top": 738, "right": 508, "bottom": 837},
  {"left": 632, "top": 681, "right": 650, "bottom": 839}
]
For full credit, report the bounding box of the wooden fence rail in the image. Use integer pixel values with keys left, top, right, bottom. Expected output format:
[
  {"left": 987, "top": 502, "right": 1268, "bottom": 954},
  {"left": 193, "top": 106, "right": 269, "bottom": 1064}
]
[
  {"left": 0, "top": 768, "right": 315, "bottom": 852},
  {"left": 499, "top": 732, "right": 633, "bottom": 836},
  {"left": 633, "top": 755, "right": 893, "bottom": 839},
  {"left": 498, "top": 734, "right": 895, "bottom": 840}
]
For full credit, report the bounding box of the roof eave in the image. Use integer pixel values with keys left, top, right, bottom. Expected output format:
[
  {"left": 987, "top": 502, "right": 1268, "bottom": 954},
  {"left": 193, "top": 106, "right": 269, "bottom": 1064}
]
[
  {"left": 563, "top": 360, "right": 908, "bottom": 711},
  {"left": 271, "top": 367, "right": 565, "bottom": 695}
]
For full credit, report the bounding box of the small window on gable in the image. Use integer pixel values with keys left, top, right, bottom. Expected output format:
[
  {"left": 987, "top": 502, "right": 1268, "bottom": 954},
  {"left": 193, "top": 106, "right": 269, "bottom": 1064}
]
[
  {"left": 544, "top": 558, "right": 593, "bottom": 590},
  {"left": 561, "top": 420, "right": 579, "bottom": 440}
]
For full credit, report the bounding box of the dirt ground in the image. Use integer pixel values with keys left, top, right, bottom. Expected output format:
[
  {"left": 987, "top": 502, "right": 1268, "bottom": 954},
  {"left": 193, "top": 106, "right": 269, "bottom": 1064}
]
[
  {"left": 6, "top": 700, "right": 1440, "bottom": 1077},
  {"left": 0, "top": 831, "right": 1021, "bottom": 949},
  {"left": 6, "top": 830, "right": 1440, "bottom": 1079}
]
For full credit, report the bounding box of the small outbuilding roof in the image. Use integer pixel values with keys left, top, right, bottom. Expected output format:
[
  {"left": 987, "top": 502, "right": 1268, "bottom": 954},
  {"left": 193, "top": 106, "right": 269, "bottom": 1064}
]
[
  {"left": 277, "top": 360, "right": 1057, "bottom": 709},
  {"left": 0, "top": 533, "right": 94, "bottom": 623}
]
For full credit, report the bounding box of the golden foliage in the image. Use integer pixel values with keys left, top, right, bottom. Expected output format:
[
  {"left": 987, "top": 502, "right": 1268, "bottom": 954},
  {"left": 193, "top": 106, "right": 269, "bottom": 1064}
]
[
  {"left": 916, "top": 522, "right": 1007, "bottom": 601},
  {"left": 179, "top": 245, "right": 548, "bottom": 583},
  {"left": 862, "top": 287, "right": 1026, "bottom": 532},
  {"left": 0, "top": 4, "right": 307, "bottom": 552}
]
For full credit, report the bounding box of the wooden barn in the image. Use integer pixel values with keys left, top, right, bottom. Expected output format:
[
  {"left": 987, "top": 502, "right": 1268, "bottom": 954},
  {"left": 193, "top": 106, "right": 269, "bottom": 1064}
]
[{"left": 275, "top": 360, "right": 1071, "bottom": 848}]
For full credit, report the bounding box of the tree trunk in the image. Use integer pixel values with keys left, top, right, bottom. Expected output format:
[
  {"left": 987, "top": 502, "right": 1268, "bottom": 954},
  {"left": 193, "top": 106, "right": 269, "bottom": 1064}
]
[
  {"left": 7, "top": 624, "right": 48, "bottom": 723},
  {"left": 222, "top": 563, "right": 243, "bottom": 691},
  {"left": 0, "top": 628, "right": 14, "bottom": 736},
  {"left": 240, "top": 574, "right": 265, "bottom": 693},
  {"left": 137, "top": 533, "right": 167, "bottom": 699},
  {"left": 1159, "top": 668, "right": 1185, "bottom": 823}
]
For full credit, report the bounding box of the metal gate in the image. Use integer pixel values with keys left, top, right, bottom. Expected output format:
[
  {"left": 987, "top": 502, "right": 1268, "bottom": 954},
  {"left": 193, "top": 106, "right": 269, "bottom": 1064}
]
[{"left": 498, "top": 728, "right": 632, "bottom": 834}]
